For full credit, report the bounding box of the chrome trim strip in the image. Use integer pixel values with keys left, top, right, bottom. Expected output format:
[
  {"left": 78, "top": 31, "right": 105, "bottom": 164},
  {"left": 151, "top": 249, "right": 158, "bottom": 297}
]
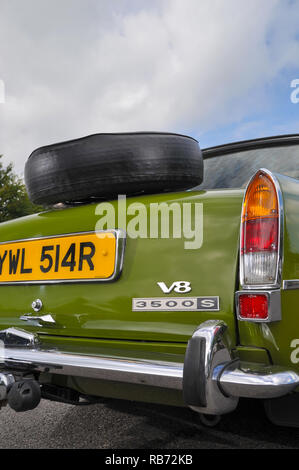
[
  {"left": 0, "top": 229, "right": 126, "bottom": 285},
  {"left": 20, "top": 314, "right": 56, "bottom": 327},
  {"left": 283, "top": 280, "right": 299, "bottom": 291},
  {"left": 240, "top": 168, "right": 284, "bottom": 291},
  {"left": 235, "top": 290, "right": 281, "bottom": 323}
]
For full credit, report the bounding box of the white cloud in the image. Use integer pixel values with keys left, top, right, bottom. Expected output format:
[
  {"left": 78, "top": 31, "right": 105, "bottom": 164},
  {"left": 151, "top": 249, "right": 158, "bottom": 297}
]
[{"left": 0, "top": 0, "right": 299, "bottom": 174}]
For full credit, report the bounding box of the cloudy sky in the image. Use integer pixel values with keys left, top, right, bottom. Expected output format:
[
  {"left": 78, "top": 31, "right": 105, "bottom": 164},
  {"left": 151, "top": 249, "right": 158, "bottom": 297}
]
[{"left": 0, "top": 0, "right": 299, "bottom": 174}]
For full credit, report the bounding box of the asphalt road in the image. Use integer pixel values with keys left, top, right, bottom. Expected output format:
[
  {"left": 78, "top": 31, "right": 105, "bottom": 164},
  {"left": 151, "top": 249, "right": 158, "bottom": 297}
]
[{"left": 0, "top": 397, "right": 299, "bottom": 449}]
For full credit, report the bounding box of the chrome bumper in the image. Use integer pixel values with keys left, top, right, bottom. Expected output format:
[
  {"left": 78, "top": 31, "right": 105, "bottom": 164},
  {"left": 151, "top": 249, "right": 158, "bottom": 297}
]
[{"left": 1, "top": 322, "right": 299, "bottom": 415}]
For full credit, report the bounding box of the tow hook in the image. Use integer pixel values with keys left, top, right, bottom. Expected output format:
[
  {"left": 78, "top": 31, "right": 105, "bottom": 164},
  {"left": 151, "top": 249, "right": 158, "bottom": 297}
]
[{"left": 0, "top": 373, "right": 41, "bottom": 412}]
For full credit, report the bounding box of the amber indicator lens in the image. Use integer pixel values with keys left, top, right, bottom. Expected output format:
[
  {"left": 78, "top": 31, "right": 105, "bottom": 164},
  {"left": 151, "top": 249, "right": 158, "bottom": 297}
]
[{"left": 242, "top": 173, "right": 278, "bottom": 223}]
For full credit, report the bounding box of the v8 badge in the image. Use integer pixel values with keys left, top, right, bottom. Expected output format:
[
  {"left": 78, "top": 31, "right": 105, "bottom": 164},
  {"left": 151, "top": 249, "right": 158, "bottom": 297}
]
[{"left": 157, "top": 281, "right": 192, "bottom": 294}]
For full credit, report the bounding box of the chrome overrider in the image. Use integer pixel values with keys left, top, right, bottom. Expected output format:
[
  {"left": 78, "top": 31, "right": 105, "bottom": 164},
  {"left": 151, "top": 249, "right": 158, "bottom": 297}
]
[{"left": 0, "top": 320, "right": 299, "bottom": 414}]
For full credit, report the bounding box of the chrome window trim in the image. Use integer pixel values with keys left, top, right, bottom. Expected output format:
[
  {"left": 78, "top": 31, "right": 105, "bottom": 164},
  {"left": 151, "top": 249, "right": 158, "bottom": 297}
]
[
  {"left": 235, "top": 290, "right": 281, "bottom": 323},
  {"left": 239, "top": 168, "right": 284, "bottom": 291},
  {"left": 202, "top": 133, "right": 299, "bottom": 160},
  {"left": 0, "top": 229, "right": 126, "bottom": 285}
]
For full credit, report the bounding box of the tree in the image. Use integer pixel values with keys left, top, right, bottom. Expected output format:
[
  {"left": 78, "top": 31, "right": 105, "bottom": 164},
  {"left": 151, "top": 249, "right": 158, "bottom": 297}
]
[{"left": 0, "top": 155, "right": 42, "bottom": 223}]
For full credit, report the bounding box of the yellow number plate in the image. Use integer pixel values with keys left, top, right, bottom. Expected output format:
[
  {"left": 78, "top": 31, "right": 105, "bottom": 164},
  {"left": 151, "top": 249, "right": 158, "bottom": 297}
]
[{"left": 0, "top": 231, "right": 119, "bottom": 284}]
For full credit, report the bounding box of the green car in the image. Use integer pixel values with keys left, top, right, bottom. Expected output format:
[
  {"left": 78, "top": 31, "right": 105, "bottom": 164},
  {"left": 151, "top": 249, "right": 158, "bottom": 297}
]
[{"left": 1, "top": 131, "right": 299, "bottom": 428}]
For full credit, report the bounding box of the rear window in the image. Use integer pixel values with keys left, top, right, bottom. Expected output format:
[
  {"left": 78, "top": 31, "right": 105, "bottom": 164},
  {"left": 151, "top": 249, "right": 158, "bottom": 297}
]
[{"left": 196, "top": 145, "right": 299, "bottom": 190}]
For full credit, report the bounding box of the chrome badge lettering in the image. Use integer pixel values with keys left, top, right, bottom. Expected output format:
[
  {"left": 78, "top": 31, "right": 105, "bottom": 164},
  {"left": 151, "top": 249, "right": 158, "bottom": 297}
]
[{"left": 157, "top": 281, "right": 192, "bottom": 294}]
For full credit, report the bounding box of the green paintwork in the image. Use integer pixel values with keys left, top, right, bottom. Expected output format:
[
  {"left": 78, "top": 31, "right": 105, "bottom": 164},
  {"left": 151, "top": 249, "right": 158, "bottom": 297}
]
[
  {"left": 40, "top": 334, "right": 187, "bottom": 363},
  {"left": 233, "top": 346, "right": 271, "bottom": 365},
  {"left": 0, "top": 189, "right": 242, "bottom": 350}
]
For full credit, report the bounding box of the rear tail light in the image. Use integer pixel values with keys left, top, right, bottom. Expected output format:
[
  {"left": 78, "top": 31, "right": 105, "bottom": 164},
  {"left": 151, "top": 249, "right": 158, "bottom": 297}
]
[{"left": 240, "top": 169, "right": 283, "bottom": 288}]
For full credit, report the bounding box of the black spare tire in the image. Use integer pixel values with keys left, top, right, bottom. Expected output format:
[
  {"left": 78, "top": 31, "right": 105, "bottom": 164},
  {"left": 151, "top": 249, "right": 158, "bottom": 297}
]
[{"left": 25, "top": 132, "right": 203, "bottom": 205}]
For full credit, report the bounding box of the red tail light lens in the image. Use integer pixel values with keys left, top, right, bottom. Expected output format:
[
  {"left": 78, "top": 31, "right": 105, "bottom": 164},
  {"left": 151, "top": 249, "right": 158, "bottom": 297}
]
[
  {"left": 239, "top": 293, "right": 268, "bottom": 320},
  {"left": 240, "top": 170, "right": 281, "bottom": 287},
  {"left": 242, "top": 218, "right": 278, "bottom": 254}
]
